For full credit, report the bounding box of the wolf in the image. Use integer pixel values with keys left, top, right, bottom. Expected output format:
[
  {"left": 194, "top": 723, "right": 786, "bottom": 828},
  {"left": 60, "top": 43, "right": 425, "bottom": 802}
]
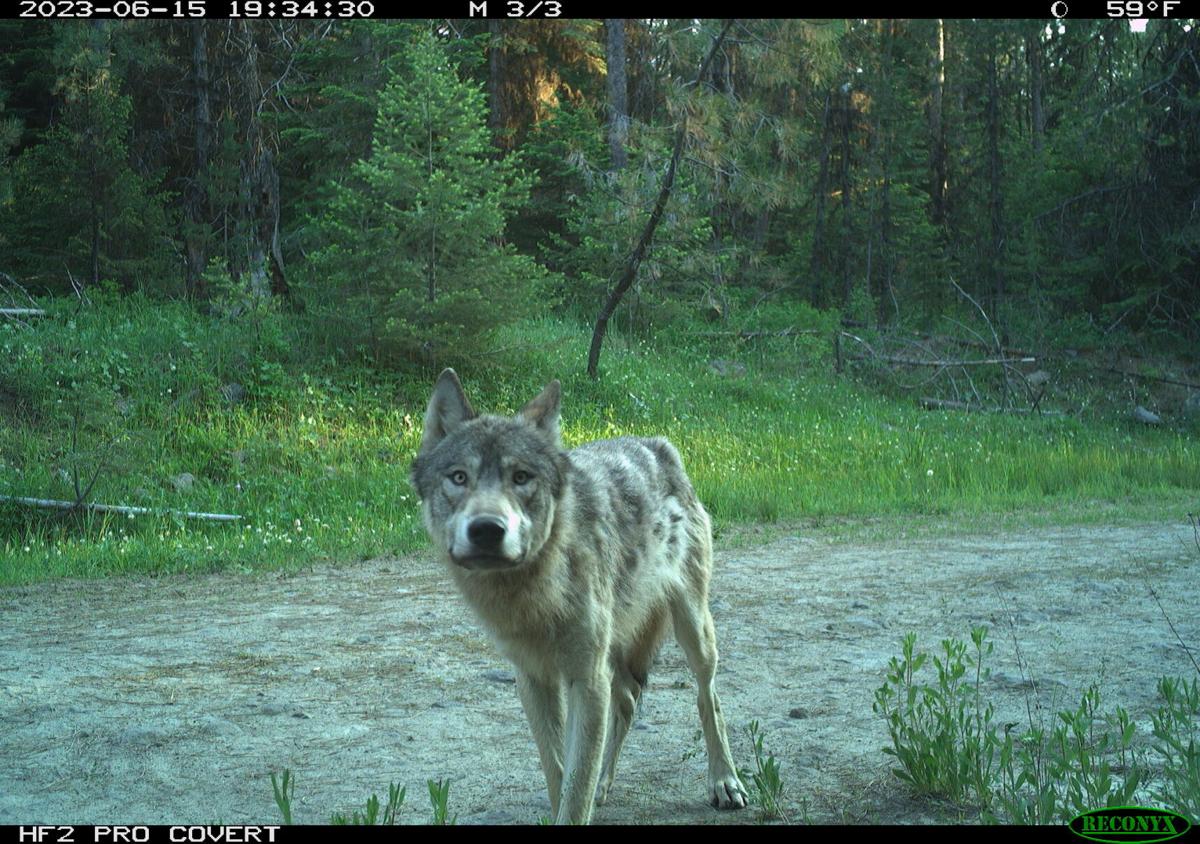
[{"left": 409, "top": 369, "right": 747, "bottom": 824}]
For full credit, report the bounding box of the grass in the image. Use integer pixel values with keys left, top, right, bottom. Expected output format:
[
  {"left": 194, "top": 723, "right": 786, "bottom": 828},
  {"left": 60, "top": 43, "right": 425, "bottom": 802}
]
[{"left": 1, "top": 294, "right": 1197, "bottom": 584}]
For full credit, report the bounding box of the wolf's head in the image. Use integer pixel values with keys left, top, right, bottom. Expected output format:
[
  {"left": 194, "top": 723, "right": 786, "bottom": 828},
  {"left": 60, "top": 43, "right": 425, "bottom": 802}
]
[{"left": 410, "top": 369, "right": 567, "bottom": 572}]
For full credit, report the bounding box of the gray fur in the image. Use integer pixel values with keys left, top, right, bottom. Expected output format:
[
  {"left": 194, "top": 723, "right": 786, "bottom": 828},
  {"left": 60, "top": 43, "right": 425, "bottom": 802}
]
[{"left": 410, "top": 369, "right": 747, "bottom": 824}]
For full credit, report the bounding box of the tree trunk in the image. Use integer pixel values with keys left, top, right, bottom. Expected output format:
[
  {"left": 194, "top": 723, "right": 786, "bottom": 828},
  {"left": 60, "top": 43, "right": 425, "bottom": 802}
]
[
  {"left": 605, "top": 19, "right": 629, "bottom": 171},
  {"left": 986, "top": 32, "right": 1007, "bottom": 342},
  {"left": 810, "top": 90, "right": 833, "bottom": 299},
  {"left": 838, "top": 84, "right": 854, "bottom": 314},
  {"left": 231, "top": 21, "right": 287, "bottom": 300},
  {"left": 586, "top": 20, "right": 734, "bottom": 379},
  {"left": 487, "top": 20, "right": 508, "bottom": 148},
  {"left": 929, "top": 19, "right": 947, "bottom": 226},
  {"left": 1027, "top": 27, "right": 1045, "bottom": 154},
  {"left": 184, "top": 21, "right": 211, "bottom": 300}
]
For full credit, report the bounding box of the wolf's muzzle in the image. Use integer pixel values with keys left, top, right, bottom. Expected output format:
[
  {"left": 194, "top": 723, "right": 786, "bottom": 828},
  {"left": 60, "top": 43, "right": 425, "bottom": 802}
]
[{"left": 467, "top": 515, "right": 508, "bottom": 552}]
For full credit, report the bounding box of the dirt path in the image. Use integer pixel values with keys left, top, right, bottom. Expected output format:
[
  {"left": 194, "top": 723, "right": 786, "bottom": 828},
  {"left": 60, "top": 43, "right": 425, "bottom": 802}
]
[{"left": 2, "top": 520, "right": 1196, "bottom": 825}]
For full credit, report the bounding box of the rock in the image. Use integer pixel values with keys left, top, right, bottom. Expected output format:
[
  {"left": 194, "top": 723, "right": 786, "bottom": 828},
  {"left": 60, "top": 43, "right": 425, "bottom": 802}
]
[
  {"left": 1133, "top": 405, "right": 1162, "bottom": 425},
  {"left": 789, "top": 707, "right": 810, "bottom": 719},
  {"left": 220, "top": 382, "right": 246, "bottom": 405},
  {"left": 709, "top": 359, "right": 748, "bottom": 378},
  {"left": 170, "top": 472, "right": 195, "bottom": 492},
  {"left": 844, "top": 614, "right": 885, "bottom": 630},
  {"left": 115, "top": 397, "right": 135, "bottom": 417},
  {"left": 172, "top": 388, "right": 201, "bottom": 408},
  {"left": 1184, "top": 392, "right": 1200, "bottom": 417},
  {"left": 482, "top": 669, "right": 515, "bottom": 684},
  {"left": 115, "top": 726, "right": 167, "bottom": 747},
  {"left": 1026, "top": 370, "right": 1051, "bottom": 387},
  {"left": 195, "top": 715, "right": 242, "bottom": 737}
]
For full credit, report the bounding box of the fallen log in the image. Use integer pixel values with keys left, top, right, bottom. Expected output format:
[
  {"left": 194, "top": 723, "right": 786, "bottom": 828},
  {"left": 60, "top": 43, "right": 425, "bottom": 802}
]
[
  {"left": 0, "top": 495, "right": 242, "bottom": 522},
  {"left": 0, "top": 308, "right": 46, "bottom": 317}
]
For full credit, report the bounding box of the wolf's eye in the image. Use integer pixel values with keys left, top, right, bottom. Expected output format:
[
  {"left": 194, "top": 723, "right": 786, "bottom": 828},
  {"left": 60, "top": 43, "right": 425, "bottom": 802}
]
[
  {"left": 512, "top": 470, "right": 531, "bottom": 486},
  {"left": 449, "top": 471, "right": 468, "bottom": 486}
]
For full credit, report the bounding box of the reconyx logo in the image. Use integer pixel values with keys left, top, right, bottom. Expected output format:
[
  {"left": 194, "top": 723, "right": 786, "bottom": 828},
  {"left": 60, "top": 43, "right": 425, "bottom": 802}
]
[{"left": 1069, "top": 807, "right": 1191, "bottom": 844}]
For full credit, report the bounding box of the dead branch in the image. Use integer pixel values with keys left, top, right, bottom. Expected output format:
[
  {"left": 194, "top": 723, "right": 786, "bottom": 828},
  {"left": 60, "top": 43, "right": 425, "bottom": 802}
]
[
  {"left": 921, "top": 397, "right": 973, "bottom": 411},
  {"left": 586, "top": 20, "right": 735, "bottom": 379},
  {"left": 920, "top": 397, "right": 1065, "bottom": 416},
  {"left": 700, "top": 327, "right": 824, "bottom": 340},
  {"left": 1104, "top": 367, "right": 1200, "bottom": 390},
  {"left": 912, "top": 331, "right": 1038, "bottom": 360},
  {"left": 1, "top": 272, "right": 44, "bottom": 326},
  {"left": 852, "top": 353, "right": 1035, "bottom": 368},
  {"left": 0, "top": 495, "right": 242, "bottom": 522}
]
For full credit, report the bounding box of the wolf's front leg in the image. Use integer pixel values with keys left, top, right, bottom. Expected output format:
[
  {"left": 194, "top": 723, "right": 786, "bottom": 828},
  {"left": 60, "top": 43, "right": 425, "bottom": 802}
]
[
  {"left": 516, "top": 670, "right": 566, "bottom": 818},
  {"left": 556, "top": 673, "right": 611, "bottom": 824}
]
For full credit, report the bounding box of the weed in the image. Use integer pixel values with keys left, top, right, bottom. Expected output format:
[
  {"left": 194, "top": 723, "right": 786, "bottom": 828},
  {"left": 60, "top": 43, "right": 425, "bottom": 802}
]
[
  {"left": 991, "top": 686, "right": 1144, "bottom": 824},
  {"left": 739, "top": 720, "right": 788, "bottom": 822},
  {"left": 1149, "top": 676, "right": 1200, "bottom": 820},
  {"left": 874, "top": 628, "right": 1182, "bottom": 825},
  {"left": 427, "top": 777, "right": 456, "bottom": 825},
  {"left": 330, "top": 782, "right": 406, "bottom": 825},
  {"left": 269, "top": 769, "right": 294, "bottom": 825},
  {"left": 872, "top": 626, "right": 999, "bottom": 807}
]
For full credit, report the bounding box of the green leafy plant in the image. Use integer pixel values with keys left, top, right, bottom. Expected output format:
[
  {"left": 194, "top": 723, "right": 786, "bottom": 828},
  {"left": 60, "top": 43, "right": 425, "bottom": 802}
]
[
  {"left": 270, "top": 769, "right": 295, "bottom": 824},
  {"left": 875, "top": 628, "right": 1159, "bottom": 824},
  {"left": 1149, "top": 676, "right": 1200, "bottom": 820},
  {"left": 989, "top": 685, "right": 1144, "bottom": 824},
  {"left": 739, "top": 720, "right": 788, "bottom": 821},
  {"left": 330, "top": 782, "right": 406, "bottom": 825},
  {"left": 873, "top": 626, "right": 999, "bottom": 807},
  {"left": 427, "top": 777, "right": 456, "bottom": 825}
]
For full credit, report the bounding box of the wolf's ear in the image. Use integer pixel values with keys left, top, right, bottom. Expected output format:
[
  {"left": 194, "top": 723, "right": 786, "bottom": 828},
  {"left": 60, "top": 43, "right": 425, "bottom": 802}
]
[
  {"left": 519, "top": 379, "right": 561, "bottom": 444},
  {"left": 419, "top": 369, "right": 476, "bottom": 455}
]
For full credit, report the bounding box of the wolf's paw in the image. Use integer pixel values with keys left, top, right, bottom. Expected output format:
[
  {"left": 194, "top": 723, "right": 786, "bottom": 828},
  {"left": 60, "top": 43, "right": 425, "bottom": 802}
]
[
  {"left": 708, "top": 774, "right": 748, "bottom": 810},
  {"left": 594, "top": 780, "right": 612, "bottom": 807}
]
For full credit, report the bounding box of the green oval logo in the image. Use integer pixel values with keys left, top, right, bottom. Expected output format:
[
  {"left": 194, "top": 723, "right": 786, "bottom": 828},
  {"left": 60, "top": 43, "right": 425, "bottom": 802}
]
[{"left": 1069, "top": 807, "right": 1191, "bottom": 844}]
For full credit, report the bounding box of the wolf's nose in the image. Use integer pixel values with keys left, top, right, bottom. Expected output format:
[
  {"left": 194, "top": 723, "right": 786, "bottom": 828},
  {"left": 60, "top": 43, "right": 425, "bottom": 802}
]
[{"left": 467, "top": 516, "right": 507, "bottom": 550}]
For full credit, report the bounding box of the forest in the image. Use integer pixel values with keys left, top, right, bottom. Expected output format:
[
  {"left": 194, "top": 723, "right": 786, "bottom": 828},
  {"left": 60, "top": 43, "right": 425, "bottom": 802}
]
[{"left": 0, "top": 19, "right": 1197, "bottom": 353}]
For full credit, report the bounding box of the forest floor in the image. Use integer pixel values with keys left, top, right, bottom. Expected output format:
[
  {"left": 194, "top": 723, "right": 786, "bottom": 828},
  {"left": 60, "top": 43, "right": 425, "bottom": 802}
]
[{"left": 2, "top": 516, "right": 1197, "bottom": 825}]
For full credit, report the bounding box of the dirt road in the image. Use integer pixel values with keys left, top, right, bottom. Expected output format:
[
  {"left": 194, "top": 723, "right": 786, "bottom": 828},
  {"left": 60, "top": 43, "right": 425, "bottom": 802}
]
[{"left": 2, "top": 520, "right": 1196, "bottom": 824}]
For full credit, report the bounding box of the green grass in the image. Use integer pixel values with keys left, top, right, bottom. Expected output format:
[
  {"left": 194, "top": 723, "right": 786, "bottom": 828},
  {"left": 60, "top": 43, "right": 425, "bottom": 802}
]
[{"left": 1, "top": 295, "right": 1197, "bottom": 584}]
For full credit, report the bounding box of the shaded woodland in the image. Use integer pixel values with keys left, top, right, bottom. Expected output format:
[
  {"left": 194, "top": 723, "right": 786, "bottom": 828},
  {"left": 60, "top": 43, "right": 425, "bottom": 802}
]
[{"left": 0, "top": 19, "right": 1197, "bottom": 369}]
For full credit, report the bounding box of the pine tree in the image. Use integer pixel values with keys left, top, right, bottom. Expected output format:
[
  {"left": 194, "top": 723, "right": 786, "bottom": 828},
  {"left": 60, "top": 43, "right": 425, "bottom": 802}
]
[
  {"left": 301, "top": 32, "right": 551, "bottom": 364},
  {"left": 1, "top": 23, "right": 173, "bottom": 294}
]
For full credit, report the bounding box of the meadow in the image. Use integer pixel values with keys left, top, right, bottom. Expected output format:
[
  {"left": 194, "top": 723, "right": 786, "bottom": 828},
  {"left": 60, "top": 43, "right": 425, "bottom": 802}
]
[{"left": 1, "top": 293, "right": 1196, "bottom": 585}]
